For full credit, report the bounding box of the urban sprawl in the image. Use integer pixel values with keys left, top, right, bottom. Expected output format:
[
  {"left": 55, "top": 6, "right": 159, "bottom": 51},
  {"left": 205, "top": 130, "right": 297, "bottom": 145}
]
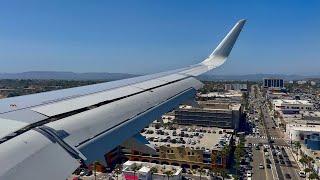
[{"left": 1, "top": 79, "right": 319, "bottom": 180}]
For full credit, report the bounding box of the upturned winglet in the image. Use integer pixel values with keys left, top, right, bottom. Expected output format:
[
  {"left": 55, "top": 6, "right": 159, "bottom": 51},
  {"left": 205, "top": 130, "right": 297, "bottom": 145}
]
[{"left": 201, "top": 19, "right": 246, "bottom": 69}]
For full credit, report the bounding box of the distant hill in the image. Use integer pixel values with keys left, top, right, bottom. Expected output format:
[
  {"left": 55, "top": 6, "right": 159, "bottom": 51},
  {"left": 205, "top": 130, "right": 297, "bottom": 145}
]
[
  {"left": 0, "top": 71, "right": 319, "bottom": 81},
  {"left": 199, "top": 74, "right": 320, "bottom": 81},
  {"left": 0, "top": 71, "right": 138, "bottom": 81}
]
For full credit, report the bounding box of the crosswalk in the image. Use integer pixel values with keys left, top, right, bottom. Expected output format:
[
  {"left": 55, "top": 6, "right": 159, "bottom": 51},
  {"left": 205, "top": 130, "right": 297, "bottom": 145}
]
[
  {"left": 247, "top": 135, "right": 283, "bottom": 140},
  {"left": 251, "top": 143, "right": 291, "bottom": 149}
]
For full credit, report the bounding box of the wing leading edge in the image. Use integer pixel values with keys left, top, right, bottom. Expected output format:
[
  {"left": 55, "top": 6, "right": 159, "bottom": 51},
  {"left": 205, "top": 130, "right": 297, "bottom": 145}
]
[{"left": 0, "top": 19, "right": 246, "bottom": 180}]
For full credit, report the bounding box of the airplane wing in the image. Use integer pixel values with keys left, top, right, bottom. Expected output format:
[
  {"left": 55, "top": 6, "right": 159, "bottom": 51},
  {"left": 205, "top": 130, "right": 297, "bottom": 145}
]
[{"left": 0, "top": 19, "right": 245, "bottom": 180}]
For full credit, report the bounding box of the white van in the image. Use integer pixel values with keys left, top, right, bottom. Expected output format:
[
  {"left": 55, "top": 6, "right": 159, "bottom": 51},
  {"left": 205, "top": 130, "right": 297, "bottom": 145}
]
[{"left": 299, "top": 171, "right": 306, "bottom": 178}]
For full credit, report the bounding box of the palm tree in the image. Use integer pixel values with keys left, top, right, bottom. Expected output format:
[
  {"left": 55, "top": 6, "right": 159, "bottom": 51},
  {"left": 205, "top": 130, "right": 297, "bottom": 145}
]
[
  {"left": 213, "top": 168, "right": 228, "bottom": 180},
  {"left": 164, "top": 170, "right": 173, "bottom": 180},
  {"left": 150, "top": 166, "right": 158, "bottom": 180},
  {"left": 300, "top": 156, "right": 308, "bottom": 169},
  {"left": 93, "top": 161, "right": 99, "bottom": 180},
  {"left": 304, "top": 167, "right": 312, "bottom": 178},
  {"left": 294, "top": 141, "right": 301, "bottom": 155},
  {"left": 131, "top": 163, "right": 140, "bottom": 180},
  {"left": 208, "top": 169, "right": 214, "bottom": 178},
  {"left": 220, "top": 169, "right": 228, "bottom": 180},
  {"left": 309, "top": 171, "right": 319, "bottom": 180},
  {"left": 114, "top": 164, "right": 123, "bottom": 180},
  {"left": 198, "top": 167, "right": 205, "bottom": 180},
  {"left": 221, "top": 146, "right": 230, "bottom": 166},
  {"left": 306, "top": 156, "right": 313, "bottom": 169}
]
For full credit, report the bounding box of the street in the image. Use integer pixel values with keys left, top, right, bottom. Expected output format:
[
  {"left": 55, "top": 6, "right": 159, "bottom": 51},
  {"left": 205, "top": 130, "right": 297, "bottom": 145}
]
[{"left": 246, "top": 85, "right": 304, "bottom": 180}]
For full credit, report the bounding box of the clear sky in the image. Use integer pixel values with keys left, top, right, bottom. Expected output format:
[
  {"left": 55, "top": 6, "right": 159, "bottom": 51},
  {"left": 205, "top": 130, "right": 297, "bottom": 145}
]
[{"left": 0, "top": 0, "right": 319, "bottom": 75}]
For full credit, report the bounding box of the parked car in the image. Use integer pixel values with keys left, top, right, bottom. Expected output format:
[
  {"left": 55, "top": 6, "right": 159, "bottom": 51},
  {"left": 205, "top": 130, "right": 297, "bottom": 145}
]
[
  {"left": 285, "top": 173, "right": 291, "bottom": 179},
  {"left": 299, "top": 171, "right": 306, "bottom": 178},
  {"left": 266, "top": 159, "right": 271, "bottom": 164},
  {"left": 259, "top": 163, "right": 264, "bottom": 169}
]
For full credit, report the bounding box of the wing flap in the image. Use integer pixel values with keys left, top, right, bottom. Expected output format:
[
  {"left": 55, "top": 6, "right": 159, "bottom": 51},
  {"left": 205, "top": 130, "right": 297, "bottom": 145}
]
[
  {"left": 44, "top": 77, "right": 202, "bottom": 148},
  {"left": 0, "top": 130, "right": 80, "bottom": 180}
]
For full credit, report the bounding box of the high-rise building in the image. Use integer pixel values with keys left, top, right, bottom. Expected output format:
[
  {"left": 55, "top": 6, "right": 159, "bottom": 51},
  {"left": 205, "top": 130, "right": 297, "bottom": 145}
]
[{"left": 263, "top": 78, "right": 284, "bottom": 89}]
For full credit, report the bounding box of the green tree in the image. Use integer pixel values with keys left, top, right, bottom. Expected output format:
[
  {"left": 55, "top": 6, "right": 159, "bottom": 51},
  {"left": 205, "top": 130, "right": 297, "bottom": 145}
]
[
  {"left": 306, "top": 156, "right": 314, "bottom": 169},
  {"left": 198, "top": 167, "right": 205, "bottom": 180},
  {"left": 114, "top": 164, "right": 123, "bottom": 180},
  {"left": 93, "top": 161, "right": 99, "bottom": 180},
  {"left": 294, "top": 141, "right": 301, "bottom": 155},
  {"left": 164, "top": 170, "right": 173, "bottom": 180},
  {"left": 220, "top": 169, "right": 228, "bottom": 180},
  {"left": 304, "top": 167, "right": 312, "bottom": 179},
  {"left": 300, "top": 157, "right": 308, "bottom": 169},
  {"left": 309, "top": 171, "right": 319, "bottom": 180},
  {"left": 131, "top": 163, "right": 140, "bottom": 180},
  {"left": 212, "top": 168, "right": 228, "bottom": 180},
  {"left": 150, "top": 166, "right": 158, "bottom": 180}
]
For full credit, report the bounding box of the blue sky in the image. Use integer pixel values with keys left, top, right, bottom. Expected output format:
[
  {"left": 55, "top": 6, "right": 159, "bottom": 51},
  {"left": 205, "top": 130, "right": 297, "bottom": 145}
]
[{"left": 0, "top": 0, "right": 319, "bottom": 75}]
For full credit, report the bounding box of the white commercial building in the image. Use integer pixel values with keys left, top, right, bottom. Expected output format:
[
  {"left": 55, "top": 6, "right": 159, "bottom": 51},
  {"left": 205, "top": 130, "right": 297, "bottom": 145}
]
[
  {"left": 224, "top": 84, "right": 247, "bottom": 91},
  {"left": 286, "top": 123, "right": 320, "bottom": 141},
  {"left": 122, "top": 161, "right": 182, "bottom": 180},
  {"left": 273, "top": 99, "right": 314, "bottom": 113},
  {"left": 297, "top": 80, "right": 307, "bottom": 85}
]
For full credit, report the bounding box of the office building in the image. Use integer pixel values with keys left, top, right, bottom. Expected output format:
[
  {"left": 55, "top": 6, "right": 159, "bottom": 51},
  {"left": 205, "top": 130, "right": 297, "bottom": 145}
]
[
  {"left": 286, "top": 124, "right": 320, "bottom": 141},
  {"left": 224, "top": 84, "right": 232, "bottom": 91},
  {"left": 286, "top": 123, "right": 320, "bottom": 150},
  {"left": 273, "top": 99, "right": 314, "bottom": 114},
  {"left": 174, "top": 102, "right": 242, "bottom": 129},
  {"left": 263, "top": 78, "right": 284, "bottom": 89},
  {"left": 122, "top": 161, "right": 182, "bottom": 180}
]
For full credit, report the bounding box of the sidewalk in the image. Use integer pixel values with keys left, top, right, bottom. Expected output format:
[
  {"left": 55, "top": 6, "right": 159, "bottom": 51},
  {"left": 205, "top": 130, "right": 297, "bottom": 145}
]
[{"left": 290, "top": 148, "right": 304, "bottom": 170}]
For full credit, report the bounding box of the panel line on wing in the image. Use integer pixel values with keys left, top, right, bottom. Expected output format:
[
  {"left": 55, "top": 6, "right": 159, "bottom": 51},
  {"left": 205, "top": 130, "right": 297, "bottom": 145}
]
[{"left": 0, "top": 76, "right": 191, "bottom": 144}]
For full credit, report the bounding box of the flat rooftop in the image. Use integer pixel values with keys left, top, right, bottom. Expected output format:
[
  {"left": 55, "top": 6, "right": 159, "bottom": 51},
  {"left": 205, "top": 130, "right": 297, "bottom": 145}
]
[
  {"left": 197, "top": 101, "right": 241, "bottom": 111},
  {"left": 141, "top": 125, "right": 233, "bottom": 151},
  {"left": 287, "top": 124, "right": 320, "bottom": 132},
  {"left": 273, "top": 99, "right": 313, "bottom": 105},
  {"left": 123, "top": 161, "right": 181, "bottom": 175},
  {"left": 301, "top": 111, "right": 320, "bottom": 118},
  {"left": 198, "top": 91, "right": 242, "bottom": 98}
]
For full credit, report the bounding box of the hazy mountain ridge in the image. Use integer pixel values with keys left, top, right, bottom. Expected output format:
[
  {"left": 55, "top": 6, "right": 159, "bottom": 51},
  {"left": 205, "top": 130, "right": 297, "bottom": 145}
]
[
  {"left": 0, "top": 71, "right": 138, "bottom": 81},
  {"left": 0, "top": 71, "right": 319, "bottom": 81}
]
